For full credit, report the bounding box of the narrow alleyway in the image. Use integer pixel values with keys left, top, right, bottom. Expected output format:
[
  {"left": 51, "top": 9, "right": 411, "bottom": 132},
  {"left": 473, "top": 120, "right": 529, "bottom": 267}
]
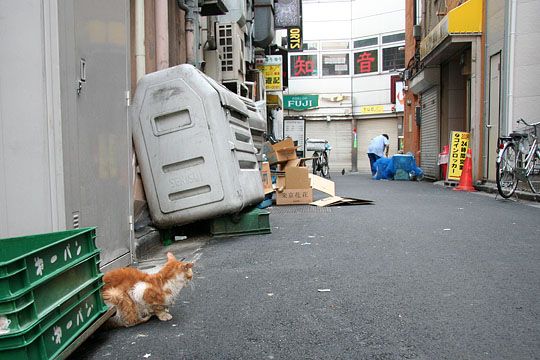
[{"left": 74, "top": 174, "right": 540, "bottom": 359}]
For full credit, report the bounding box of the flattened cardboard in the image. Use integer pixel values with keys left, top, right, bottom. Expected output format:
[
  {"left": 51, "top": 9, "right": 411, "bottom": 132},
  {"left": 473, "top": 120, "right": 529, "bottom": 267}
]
[
  {"left": 308, "top": 173, "right": 335, "bottom": 196},
  {"left": 276, "top": 188, "right": 313, "bottom": 205},
  {"left": 285, "top": 167, "right": 310, "bottom": 189},
  {"left": 310, "top": 196, "right": 374, "bottom": 207},
  {"left": 260, "top": 162, "right": 273, "bottom": 194}
]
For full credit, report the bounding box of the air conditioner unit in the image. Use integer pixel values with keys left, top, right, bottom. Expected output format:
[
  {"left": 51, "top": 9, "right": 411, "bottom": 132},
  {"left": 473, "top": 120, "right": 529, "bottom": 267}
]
[
  {"left": 204, "top": 49, "right": 223, "bottom": 83},
  {"left": 217, "top": 22, "right": 246, "bottom": 83}
]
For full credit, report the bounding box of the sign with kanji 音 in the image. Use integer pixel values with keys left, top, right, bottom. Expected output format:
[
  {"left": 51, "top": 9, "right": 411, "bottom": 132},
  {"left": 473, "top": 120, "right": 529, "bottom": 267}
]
[{"left": 447, "top": 131, "right": 470, "bottom": 181}]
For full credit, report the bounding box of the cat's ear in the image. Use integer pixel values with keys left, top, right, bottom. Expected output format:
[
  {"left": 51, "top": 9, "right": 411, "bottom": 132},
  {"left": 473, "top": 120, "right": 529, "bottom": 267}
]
[{"left": 166, "top": 252, "right": 176, "bottom": 261}]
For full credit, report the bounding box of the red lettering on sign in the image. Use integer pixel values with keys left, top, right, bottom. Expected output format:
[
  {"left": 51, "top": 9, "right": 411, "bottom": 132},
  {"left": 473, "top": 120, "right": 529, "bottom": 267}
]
[{"left": 356, "top": 52, "right": 375, "bottom": 73}]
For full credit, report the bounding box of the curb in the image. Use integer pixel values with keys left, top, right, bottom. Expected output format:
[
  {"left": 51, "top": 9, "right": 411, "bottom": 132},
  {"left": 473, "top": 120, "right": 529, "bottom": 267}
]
[{"left": 434, "top": 180, "right": 540, "bottom": 202}]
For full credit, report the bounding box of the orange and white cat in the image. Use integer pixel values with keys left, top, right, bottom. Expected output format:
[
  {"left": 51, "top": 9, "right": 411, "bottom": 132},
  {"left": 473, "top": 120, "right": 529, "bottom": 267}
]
[{"left": 102, "top": 252, "right": 193, "bottom": 328}]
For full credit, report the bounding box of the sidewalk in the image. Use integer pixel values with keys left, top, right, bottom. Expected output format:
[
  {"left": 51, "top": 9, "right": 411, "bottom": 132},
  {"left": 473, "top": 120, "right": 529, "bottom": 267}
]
[{"left": 433, "top": 180, "right": 540, "bottom": 202}]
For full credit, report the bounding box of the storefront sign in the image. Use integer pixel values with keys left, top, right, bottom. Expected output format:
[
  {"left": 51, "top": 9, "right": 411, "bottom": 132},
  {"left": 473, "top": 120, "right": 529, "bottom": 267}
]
[
  {"left": 395, "top": 81, "right": 405, "bottom": 112},
  {"left": 360, "top": 105, "right": 385, "bottom": 114},
  {"left": 274, "top": 0, "right": 302, "bottom": 29},
  {"left": 447, "top": 131, "right": 470, "bottom": 181},
  {"left": 256, "top": 55, "right": 282, "bottom": 91},
  {"left": 420, "top": 17, "right": 448, "bottom": 60},
  {"left": 290, "top": 54, "right": 317, "bottom": 77},
  {"left": 284, "top": 118, "right": 305, "bottom": 152},
  {"left": 283, "top": 95, "right": 318, "bottom": 111},
  {"left": 287, "top": 27, "right": 303, "bottom": 52},
  {"left": 354, "top": 50, "right": 379, "bottom": 74}
]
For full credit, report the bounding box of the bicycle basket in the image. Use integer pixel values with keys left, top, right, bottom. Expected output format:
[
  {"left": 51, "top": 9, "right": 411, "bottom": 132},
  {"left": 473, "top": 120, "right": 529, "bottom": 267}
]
[{"left": 306, "top": 138, "right": 328, "bottom": 152}]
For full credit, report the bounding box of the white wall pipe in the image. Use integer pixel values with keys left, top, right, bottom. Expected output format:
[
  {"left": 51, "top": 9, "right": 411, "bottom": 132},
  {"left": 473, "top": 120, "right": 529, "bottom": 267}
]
[
  {"left": 135, "top": 0, "right": 146, "bottom": 81},
  {"left": 506, "top": 0, "right": 517, "bottom": 133},
  {"left": 155, "top": 0, "right": 169, "bottom": 70}
]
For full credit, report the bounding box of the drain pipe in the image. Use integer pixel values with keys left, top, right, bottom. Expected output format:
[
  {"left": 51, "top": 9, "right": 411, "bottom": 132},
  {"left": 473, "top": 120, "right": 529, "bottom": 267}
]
[
  {"left": 155, "top": 0, "right": 169, "bottom": 70},
  {"left": 178, "top": 0, "right": 196, "bottom": 66},
  {"left": 135, "top": 0, "right": 146, "bottom": 81},
  {"left": 505, "top": 0, "right": 517, "bottom": 134}
]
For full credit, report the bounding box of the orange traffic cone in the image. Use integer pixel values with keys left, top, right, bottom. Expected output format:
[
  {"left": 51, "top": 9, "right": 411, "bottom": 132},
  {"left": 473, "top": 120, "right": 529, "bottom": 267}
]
[{"left": 453, "top": 148, "right": 476, "bottom": 192}]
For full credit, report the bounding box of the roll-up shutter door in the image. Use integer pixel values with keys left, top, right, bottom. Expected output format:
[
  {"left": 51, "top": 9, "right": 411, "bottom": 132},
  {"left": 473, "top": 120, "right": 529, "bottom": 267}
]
[
  {"left": 305, "top": 120, "right": 352, "bottom": 172},
  {"left": 420, "top": 86, "right": 440, "bottom": 179},
  {"left": 356, "top": 118, "right": 399, "bottom": 173}
]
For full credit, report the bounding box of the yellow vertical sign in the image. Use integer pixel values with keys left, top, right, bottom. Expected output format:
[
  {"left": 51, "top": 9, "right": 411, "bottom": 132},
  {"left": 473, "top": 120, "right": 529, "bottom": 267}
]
[
  {"left": 447, "top": 131, "right": 470, "bottom": 181},
  {"left": 256, "top": 55, "right": 282, "bottom": 91}
]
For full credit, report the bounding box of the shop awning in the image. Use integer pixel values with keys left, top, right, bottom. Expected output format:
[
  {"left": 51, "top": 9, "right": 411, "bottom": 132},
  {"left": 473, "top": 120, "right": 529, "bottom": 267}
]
[
  {"left": 266, "top": 94, "right": 282, "bottom": 108},
  {"left": 420, "top": 0, "right": 482, "bottom": 61}
]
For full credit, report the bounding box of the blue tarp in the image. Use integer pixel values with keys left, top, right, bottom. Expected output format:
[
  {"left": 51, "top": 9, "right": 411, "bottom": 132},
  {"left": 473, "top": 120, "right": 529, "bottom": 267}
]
[{"left": 373, "top": 154, "right": 424, "bottom": 180}]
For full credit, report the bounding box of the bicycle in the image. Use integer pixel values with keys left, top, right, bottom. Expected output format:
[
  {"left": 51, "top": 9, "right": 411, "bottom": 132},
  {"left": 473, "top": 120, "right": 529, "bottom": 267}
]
[
  {"left": 496, "top": 118, "right": 540, "bottom": 198},
  {"left": 306, "top": 138, "right": 331, "bottom": 179}
]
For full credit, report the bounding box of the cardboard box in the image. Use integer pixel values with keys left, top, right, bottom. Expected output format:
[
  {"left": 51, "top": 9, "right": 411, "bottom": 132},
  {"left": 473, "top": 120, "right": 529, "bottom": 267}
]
[
  {"left": 308, "top": 173, "right": 336, "bottom": 196},
  {"left": 276, "top": 188, "right": 313, "bottom": 205},
  {"left": 260, "top": 162, "right": 273, "bottom": 194},
  {"left": 285, "top": 167, "right": 310, "bottom": 189},
  {"left": 263, "top": 138, "right": 298, "bottom": 165}
]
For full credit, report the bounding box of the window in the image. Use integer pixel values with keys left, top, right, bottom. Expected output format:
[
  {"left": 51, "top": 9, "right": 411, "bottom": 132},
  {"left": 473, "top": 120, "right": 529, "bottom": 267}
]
[
  {"left": 382, "top": 33, "right": 405, "bottom": 44},
  {"left": 290, "top": 54, "right": 318, "bottom": 77},
  {"left": 302, "top": 42, "right": 318, "bottom": 51},
  {"left": 353, "top": 37, "right": 378, "bottom": 48},
  {"left": 353, "top": 50, "right": 378, "bottom": 74},
  {"left": 322, "top": 54, "right": 350, "bottom": 76},
  {"left": 382, "top": 46, "right": 405, "bottom": 71},
  {"left": 321, "top": 41, "right": 349, "bottom": 50}
]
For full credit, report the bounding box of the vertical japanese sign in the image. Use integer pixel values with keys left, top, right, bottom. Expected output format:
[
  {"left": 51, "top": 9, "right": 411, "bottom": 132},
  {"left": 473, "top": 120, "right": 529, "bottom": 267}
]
[
  {"left": 447, "top": 131, "right": 470, "bottom": 181},
  {"left": 287, "top": 27, "right": 303, "bottom": 52},
  {"left": 353, "top": 50, "right": 378, "bottom": 74},
  {"left": 290, "top": 54, "right": 317, "bottom": 77},
  {"left": 256, "top": 55, "right": 282, "bottom": 91},
  {"left": 275, "top": 0, "right": 302, "bottom": 29},
  {"left": 395, "top": 81, "right": 405, "bottom": 112}
]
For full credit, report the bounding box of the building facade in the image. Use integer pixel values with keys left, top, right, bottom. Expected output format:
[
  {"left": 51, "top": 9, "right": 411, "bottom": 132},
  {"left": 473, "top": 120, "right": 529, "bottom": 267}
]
[
  {"left": 283, "top": 0, "right": 406, "bottom": 173},
  {"left": 405, "top": 0, "right": 540, "bottom": 184},
  {"left": 404, "top": 0, "right": 483, "bottom": 181}
]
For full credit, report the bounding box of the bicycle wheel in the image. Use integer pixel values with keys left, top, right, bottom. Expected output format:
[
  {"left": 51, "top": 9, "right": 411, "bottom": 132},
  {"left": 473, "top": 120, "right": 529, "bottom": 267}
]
[
  {"left": 526, "top": 152, "right": 540, "bottom": 193},
  {"left": 312, "top": 152, "right": 320, "bottom": 175},
  {"left": 496, "top": 143, "right": 518, "bottom": 198},
  {"left": 320, "top": 152, "right": 330, "bottom": 178}
]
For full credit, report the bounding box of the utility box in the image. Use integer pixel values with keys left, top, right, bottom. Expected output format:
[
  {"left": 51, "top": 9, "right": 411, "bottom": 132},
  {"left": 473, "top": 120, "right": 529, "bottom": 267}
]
[{"left": 131, "top": 65, "right": 264, "bottom": 228}]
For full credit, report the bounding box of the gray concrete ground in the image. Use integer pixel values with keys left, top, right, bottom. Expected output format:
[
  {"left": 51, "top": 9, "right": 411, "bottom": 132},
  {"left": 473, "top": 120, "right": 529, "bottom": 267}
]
[{"left": 72, "top": 173, "right": 540, "bottom": 360}]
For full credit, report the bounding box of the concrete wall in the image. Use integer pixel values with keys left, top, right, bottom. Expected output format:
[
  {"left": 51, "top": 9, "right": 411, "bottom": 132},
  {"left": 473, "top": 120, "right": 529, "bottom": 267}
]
[
  {"left": 507, "top": 0, "right": 540, "bottom": 130},
  {"left": 0, "top": 1, "right": 65, "bottom": 236}
]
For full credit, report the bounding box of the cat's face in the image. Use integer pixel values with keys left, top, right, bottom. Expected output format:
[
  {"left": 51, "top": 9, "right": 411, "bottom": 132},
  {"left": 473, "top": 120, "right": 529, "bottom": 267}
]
[{"left": 166, "top": 252, "right": 193, "bottom": 281}]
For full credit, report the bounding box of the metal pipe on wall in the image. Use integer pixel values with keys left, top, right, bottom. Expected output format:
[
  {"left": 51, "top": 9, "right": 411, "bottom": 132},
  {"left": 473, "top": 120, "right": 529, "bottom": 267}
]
[
  {"left": 135, "top": 0, "right": 146, "bottom": 81},
  {"left": 155, "top": 0, "right": 169, "bottom": 70}
]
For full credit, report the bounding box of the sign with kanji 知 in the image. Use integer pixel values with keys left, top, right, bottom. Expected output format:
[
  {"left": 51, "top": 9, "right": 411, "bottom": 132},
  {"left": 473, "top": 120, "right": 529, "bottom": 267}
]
[
  {"left": 447, "top": 131, "right": 470, "bottom": 181},
  {"left": 256, "top": 55, "right": 282, "bottom": 91}
]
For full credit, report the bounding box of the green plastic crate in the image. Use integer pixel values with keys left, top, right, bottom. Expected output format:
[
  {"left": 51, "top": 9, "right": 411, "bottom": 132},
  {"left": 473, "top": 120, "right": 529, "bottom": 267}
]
[
  {"left": 0, "top": 254, "right": 101, "bottom": 336},
  {"left": 210, "top": 208, "right": 271, "bottom": 237},
  {"left": 0, "top": 228, "right": 98, "bottom": 302},
  {"left": 0, "top": 279, "right": 108, "bottom": 360}
]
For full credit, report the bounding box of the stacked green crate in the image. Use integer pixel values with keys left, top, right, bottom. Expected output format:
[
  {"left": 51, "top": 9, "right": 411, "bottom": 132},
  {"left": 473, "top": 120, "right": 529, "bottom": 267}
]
[
  {"left": 0, "top": 228, "right": 108, "bottom": 359},
  {"left": 210, "top": 208, "right": 271, "bottom": 237}
]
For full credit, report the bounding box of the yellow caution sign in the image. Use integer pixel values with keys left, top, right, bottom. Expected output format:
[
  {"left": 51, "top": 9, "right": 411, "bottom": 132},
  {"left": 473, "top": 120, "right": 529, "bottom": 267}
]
[{"left": 447, "top": 131, "right": 470, "bottom": 181}]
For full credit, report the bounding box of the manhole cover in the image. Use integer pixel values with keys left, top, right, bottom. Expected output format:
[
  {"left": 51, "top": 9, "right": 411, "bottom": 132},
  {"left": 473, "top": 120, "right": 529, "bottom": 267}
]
[{"left": 268, "top": 206, "right": 332, "bottom": 214}]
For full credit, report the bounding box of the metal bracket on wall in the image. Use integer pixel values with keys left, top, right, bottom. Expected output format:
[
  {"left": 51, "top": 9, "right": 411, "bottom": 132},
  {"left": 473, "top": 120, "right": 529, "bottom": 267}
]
[{"left": 77, "top": 58, "right": 86, "bottom": 95}]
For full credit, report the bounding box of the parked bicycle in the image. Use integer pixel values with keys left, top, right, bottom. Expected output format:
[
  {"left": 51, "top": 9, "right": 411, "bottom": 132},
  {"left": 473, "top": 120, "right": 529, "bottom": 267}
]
[
  {"left": 496, "top": 118, "right": 540, "bottom": 198},
  {"left": 306, "top": 138, "right": 331, "bottom": 179}
]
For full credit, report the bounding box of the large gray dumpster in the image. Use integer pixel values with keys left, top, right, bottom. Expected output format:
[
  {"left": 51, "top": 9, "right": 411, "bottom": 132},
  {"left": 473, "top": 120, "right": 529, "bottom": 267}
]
[
  {"left": 131, "top": 65, "right": 264, "bottom": 228},
  {"left": 240, "top": 97, "right": 266, "bottom": 162}
]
